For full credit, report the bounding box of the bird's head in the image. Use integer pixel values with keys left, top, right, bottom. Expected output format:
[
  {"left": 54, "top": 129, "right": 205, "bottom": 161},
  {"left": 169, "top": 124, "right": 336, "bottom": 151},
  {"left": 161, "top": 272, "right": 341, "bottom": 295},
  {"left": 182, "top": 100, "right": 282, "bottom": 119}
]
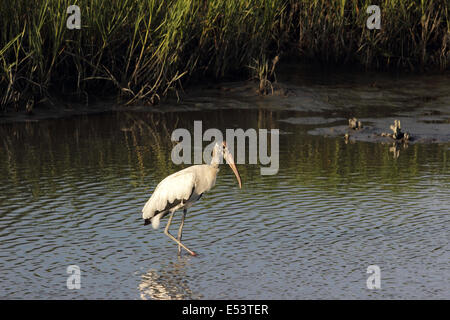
[{"left": 212, "top": 141, "right": 242, "bottom": 189}]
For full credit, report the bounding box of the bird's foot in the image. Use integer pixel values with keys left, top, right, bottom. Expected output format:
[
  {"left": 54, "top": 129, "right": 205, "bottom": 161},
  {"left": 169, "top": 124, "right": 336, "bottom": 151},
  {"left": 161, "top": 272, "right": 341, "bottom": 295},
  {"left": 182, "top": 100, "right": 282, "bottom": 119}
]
[{"left": 190, "top": 251, "right": 198, "bottom": 257}]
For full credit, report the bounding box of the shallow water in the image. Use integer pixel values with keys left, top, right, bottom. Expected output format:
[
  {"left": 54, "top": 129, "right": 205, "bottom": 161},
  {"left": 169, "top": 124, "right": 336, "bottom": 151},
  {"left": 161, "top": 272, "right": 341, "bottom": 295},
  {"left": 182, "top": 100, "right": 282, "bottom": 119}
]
[{"left": 0, "top": 69, "right": 449, "bottom": 299}]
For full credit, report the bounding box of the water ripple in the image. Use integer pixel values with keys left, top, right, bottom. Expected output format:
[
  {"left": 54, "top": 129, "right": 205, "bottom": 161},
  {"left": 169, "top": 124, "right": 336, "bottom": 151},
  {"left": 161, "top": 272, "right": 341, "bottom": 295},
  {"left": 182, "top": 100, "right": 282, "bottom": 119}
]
[{"left": 0, "top": 109, "right": 449, "bottom": 299}]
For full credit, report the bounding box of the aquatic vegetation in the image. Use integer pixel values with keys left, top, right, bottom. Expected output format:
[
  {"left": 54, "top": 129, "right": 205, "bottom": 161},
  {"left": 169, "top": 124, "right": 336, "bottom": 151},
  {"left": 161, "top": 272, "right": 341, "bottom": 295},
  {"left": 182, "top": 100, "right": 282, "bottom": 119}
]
[
  {"left": 248, "top": 55, "right": 279, "bottom": 95},
  {"left": 1, "top": 0, "right": 449, "bottom": 111}
]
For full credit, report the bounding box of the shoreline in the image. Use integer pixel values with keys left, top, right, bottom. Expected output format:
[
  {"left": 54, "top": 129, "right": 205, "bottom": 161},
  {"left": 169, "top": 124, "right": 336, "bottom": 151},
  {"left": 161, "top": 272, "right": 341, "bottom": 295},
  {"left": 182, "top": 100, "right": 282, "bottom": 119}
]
[{"left": 1, "top": 73, "right": 449, "bottom": 145}]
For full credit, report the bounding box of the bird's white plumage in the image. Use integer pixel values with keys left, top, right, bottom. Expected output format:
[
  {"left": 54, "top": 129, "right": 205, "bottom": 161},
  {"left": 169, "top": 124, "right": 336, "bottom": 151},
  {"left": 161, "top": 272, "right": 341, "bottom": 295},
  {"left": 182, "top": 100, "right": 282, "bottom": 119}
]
[
  {"left": 142, "top": 168, "right": 195, "bottom": 227},
  {"left": 142, "top": 165, "right": 219, "bottom": 229}
]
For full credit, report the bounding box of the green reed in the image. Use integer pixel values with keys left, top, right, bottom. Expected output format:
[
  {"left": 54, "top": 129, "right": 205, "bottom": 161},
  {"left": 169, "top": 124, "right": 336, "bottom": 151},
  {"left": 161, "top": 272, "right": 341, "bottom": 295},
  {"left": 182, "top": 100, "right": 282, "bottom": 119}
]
[{"left": 0, "top": 0, "right": 448, "bottom": 111}]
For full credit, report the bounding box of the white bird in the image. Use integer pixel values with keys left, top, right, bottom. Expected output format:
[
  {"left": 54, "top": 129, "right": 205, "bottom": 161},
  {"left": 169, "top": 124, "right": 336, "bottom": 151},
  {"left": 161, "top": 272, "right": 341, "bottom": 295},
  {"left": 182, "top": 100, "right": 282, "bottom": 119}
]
[{"left": 142, "top": 141, "right": 242, "bottom": 256}]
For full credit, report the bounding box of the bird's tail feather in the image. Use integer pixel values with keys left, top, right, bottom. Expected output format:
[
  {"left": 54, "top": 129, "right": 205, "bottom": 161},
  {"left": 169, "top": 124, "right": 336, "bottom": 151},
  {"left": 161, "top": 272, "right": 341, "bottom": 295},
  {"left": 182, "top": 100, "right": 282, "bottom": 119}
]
[
  {"left": 151, "top": 214, "right": 161, "bottom": 229},
  {"left": 143, "top": 212, "right": 166, "bottom": 229}
]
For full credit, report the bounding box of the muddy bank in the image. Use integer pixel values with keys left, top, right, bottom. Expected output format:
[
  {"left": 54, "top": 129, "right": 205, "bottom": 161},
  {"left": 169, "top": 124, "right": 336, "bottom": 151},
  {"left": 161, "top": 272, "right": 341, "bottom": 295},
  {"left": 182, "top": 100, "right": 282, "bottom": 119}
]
[
  {"left": 0, "top": 78, "right": 334, "bottom": 124},
  {"left": 1, "top": 67, "right": 449, "bottom": 144}
]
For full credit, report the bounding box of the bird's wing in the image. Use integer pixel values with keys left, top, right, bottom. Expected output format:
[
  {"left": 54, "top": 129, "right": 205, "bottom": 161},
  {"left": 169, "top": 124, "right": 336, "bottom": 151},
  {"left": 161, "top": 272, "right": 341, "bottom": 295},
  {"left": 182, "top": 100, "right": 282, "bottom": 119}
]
[{"left": 142, "top": 170, "right": 196, "bottom": 220}]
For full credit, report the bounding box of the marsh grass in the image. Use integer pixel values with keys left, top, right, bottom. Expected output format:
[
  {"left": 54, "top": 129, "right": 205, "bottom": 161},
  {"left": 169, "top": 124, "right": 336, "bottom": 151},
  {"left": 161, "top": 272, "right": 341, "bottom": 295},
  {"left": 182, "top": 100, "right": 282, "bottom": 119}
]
[{"left": 1, "top": 0, "right": 448, "bottom": 111}]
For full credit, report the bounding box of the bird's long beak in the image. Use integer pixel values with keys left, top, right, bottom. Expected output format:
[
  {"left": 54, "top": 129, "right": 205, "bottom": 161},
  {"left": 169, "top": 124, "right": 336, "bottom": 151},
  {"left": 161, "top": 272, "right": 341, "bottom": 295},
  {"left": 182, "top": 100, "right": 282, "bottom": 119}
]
[{"left": 224, "top": 149, "right": 242, "bottom": 189}]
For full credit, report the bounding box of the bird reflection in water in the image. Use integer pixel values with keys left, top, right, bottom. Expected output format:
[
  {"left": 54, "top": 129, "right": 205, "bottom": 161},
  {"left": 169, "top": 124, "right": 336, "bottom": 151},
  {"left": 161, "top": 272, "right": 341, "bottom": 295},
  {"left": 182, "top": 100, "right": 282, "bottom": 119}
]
[{"left": 138, "top": 257, "right": 201, "bottom": 300}]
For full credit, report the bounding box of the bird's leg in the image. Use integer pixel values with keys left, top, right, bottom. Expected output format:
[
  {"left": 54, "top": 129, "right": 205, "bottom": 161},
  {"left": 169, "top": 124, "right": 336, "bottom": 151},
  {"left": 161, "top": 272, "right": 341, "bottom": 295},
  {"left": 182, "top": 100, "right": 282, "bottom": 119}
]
[
  {"left": 177, "top": 209, "right": 187, "bottom": 255},
  {"left": 164, "top": 211, "right": 197, "bottom": 256}
]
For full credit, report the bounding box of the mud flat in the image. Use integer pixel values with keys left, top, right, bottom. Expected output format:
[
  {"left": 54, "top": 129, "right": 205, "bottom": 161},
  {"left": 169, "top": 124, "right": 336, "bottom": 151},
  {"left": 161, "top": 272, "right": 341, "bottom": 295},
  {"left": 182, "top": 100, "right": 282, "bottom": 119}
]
[
  {"left": 308, "top": 115, "right": 450, "bottom": 144},
  {"left": 275, "top": 67, "right": 450, "bottom": 144},
  {"left": 1, "top": 66, "right": 449, "bottom": 146}
]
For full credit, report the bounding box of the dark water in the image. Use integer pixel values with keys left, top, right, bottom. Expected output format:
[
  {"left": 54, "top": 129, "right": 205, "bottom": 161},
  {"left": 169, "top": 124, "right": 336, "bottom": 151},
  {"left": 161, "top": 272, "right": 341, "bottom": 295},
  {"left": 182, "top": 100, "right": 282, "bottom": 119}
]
[{"left": 0, "top": 70, "right": 449, "bottom": 299}]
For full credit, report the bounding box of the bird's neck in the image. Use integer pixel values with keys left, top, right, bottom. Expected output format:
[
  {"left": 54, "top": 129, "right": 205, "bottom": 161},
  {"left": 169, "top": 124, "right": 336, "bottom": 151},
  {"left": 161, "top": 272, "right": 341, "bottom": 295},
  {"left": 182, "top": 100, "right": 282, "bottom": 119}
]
[
  {"left": 209, "top": 162, "right": 219, "bottom": 169},
  {"left": 210, "top": 153, "right": 221, "bottom": 169}
]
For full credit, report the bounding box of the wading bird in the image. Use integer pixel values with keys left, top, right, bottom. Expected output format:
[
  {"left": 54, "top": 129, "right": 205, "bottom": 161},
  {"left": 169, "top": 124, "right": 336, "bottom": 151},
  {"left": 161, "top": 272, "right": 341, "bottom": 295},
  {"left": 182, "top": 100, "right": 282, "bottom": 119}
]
[{"left": 142, "top": 141, "right": 242, "bottom": 256}]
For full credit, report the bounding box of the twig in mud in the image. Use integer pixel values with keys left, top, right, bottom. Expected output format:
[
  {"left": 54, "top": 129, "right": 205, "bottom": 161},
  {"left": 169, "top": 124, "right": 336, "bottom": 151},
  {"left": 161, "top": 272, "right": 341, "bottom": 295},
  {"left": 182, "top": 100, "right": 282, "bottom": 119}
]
[
  {"left": 348, "top": 117, "right": 363, "bottom": 130},
  {"left": 381, "top": 120, "right": 411, "bottom": 142}
]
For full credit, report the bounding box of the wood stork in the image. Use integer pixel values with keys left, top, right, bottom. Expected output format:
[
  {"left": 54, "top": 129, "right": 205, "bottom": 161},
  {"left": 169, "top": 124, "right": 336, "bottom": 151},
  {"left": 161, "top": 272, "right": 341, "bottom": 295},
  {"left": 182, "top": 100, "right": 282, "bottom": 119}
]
[{"left": 142, "top": 141, "right": 242, "bottom": 256}]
